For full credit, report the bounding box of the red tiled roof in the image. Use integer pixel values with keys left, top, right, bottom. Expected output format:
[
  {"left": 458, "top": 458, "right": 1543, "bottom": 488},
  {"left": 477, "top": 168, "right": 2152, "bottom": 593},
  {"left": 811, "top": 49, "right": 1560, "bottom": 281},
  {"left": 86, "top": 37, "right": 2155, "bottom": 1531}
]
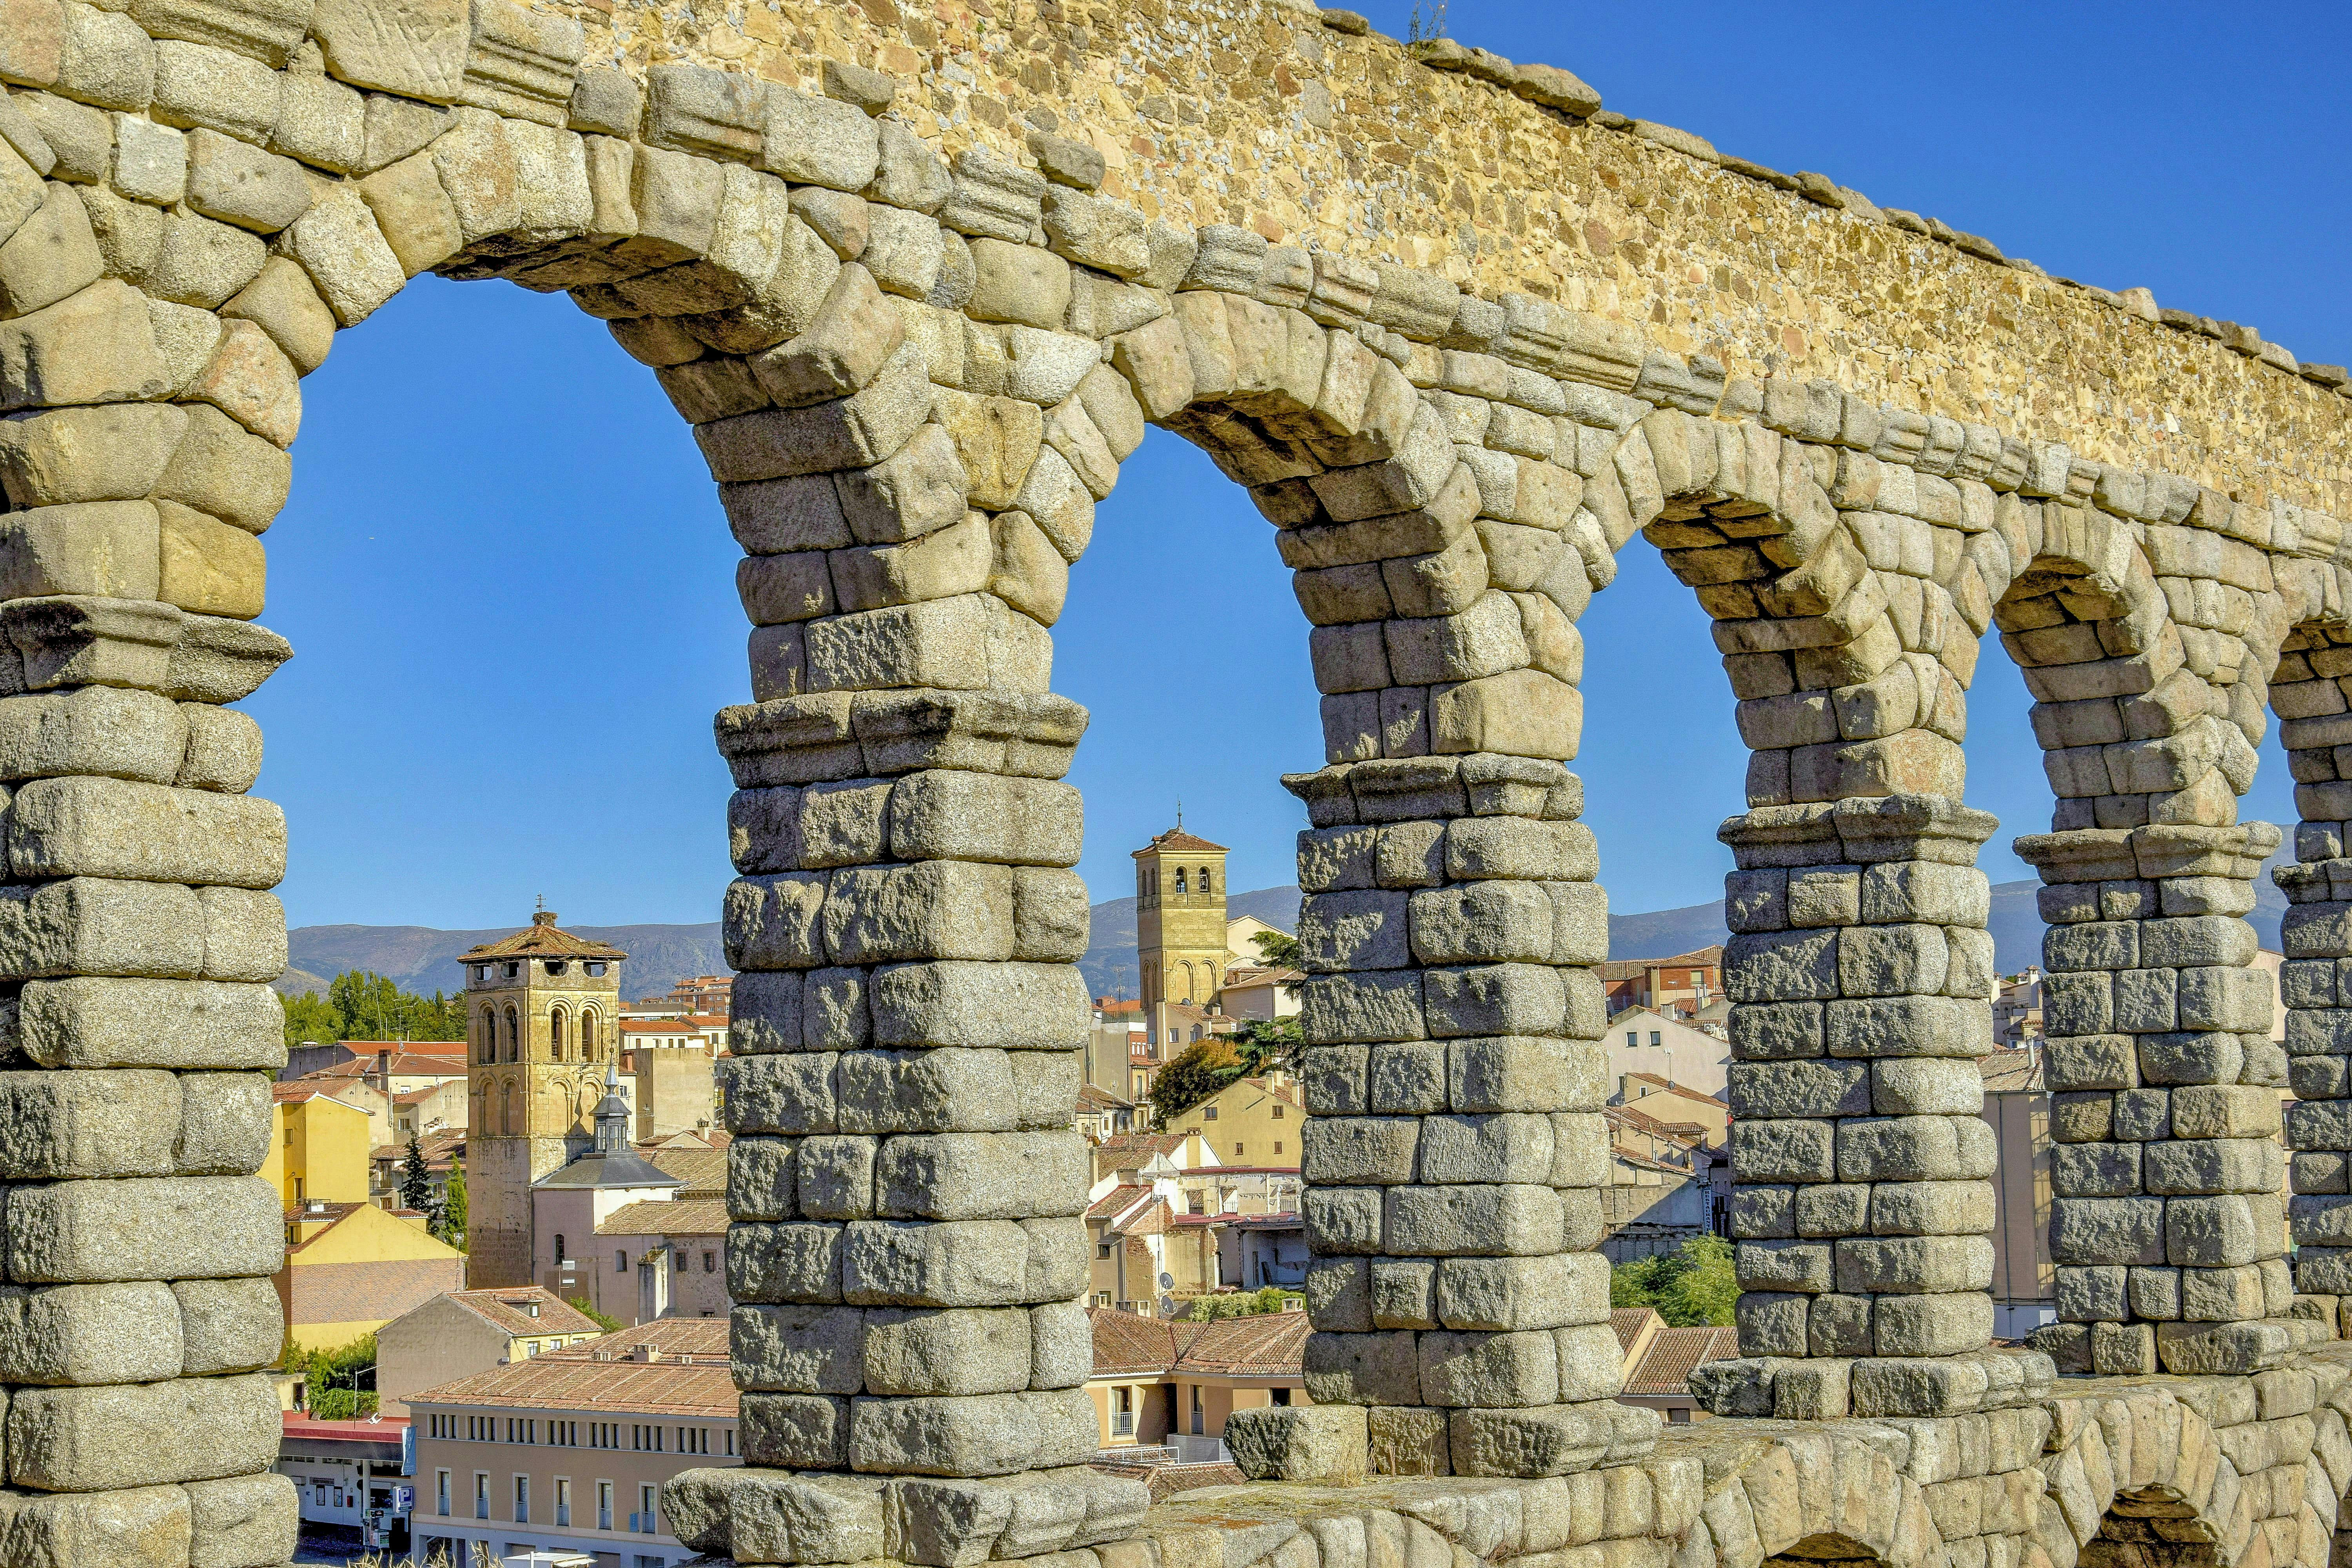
[
  {"left": 439, "top": 1287, "right": 603, "bottom": 1339},
  {"left": 543, "top": 1319, "right": 730, "bottom": 1360},
  {"left": 410, "top": 1348, "right": 736, "bottom": 1416},
  {"left": 1622, "top": 1325, "right": 1740, "bottom": 1396},
  {"left": 1134, "top": 828, "right": 1227, "bottom": 855},
  {"left": 281, "top": 1256, "right": 465, "bottom": 1331},
  {"left": 1088, "top": 1183, "right": 1148, "bottom": 1220},
  {"left": 1090, "top": 1309, "right": 1178, "bottom": 1376},
  {"left": 1172, "top": 1311, "right": 1306, "bottom": 1376},
  {"left": 598, "top": 1198, "right": 728, "bottom": 1236},
  {"left": 459, "top": 913, "right": 626, "bottom": 962},
  {"left": 1610, "top": 1307, "right": 1659, "bottom": 1356},
  {"left": 1624, "top": 1073, "right": 1728, "bottom": 1108}
]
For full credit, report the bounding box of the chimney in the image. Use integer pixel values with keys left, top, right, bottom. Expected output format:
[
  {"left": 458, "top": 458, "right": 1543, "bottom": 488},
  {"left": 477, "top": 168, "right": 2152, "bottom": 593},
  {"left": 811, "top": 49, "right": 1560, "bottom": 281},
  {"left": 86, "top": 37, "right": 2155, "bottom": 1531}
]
[{"left": 376, "top": 1049, "right": 391, "bottom": 1100}]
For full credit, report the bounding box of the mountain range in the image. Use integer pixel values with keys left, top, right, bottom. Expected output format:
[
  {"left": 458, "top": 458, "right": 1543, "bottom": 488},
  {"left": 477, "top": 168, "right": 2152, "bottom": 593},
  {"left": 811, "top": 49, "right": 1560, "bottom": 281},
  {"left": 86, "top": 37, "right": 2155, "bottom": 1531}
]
[{"left": 283, "top": 855, "right": 2292, "bottom": 1004}]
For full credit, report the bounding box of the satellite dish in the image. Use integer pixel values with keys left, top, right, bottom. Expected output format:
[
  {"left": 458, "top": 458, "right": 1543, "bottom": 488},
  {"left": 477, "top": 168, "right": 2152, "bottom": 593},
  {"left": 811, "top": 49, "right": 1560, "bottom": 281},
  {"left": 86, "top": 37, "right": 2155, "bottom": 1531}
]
[
  {"left": 1159, "top": 1295, "right": 1176, "bottom": 1316},
  {"left": 1159, "top": 1272, "right": 1174, "bottom": 1290}
]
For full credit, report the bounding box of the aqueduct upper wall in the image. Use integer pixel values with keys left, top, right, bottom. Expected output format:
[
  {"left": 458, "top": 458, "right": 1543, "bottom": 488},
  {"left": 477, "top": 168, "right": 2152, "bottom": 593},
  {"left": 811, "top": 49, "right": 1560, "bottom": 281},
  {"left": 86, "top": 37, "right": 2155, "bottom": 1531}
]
[{"left": 577, "top": 0, "right": 2352, "bottom": 516}]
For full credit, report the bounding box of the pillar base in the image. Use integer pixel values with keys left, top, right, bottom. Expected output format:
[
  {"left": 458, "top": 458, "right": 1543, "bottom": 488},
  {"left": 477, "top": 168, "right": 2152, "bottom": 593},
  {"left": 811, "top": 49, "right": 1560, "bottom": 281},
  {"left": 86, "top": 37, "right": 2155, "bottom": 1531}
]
[
  {"left": 2030, "top": 1316, "right": 2322, "bottom": 1375},
  {"left": 1691, "top": 1348, "right": 2053, "bottom": 1419},
  {"left": 664, "top": 1466, "right": 1151, "bottom": 1566}
]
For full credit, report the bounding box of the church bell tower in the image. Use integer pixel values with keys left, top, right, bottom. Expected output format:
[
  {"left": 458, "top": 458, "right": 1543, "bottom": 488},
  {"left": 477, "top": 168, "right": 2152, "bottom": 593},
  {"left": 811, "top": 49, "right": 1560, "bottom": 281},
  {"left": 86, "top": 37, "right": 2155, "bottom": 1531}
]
[
  {"left": 459, "top": 910, "right": 626, "bottom": 1288},
  {"left": 1134, "top": 822, "right": 1230, "bottom": 1007}
]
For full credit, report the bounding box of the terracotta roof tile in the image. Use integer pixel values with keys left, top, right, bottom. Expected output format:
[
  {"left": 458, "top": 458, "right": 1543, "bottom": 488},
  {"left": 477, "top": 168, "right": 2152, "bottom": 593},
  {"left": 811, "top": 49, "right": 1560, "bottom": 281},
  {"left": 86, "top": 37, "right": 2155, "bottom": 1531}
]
[
  {"left": 1171, "top": 1312, "right": 1306, "bottom": 1375},
  {"left": 597, "top": 1198, "right": 729, "bottom": 1236},
  {"left": 1622, "top": 1325, "right": 1740, "bottom": 1395},
  {"left": 441, "top": 1287, "right": 603, "bottom": 1339},
  {"left": 284, "top": 1256, "right": 466, "bottom": 1330},
  {"left": 1089, "top": 1308, "right": 1178, "bottom": 1376},
  {"left": 1610, "top": 1307, "right": 1659, "bottom": 1356},
  {"left": 409, "top": 1345, "right": 736, "bottom": 1416},
  {"left": 1133, "top": 828, "right": 1228, "bottom": 855},
  {"left": 459, "top": 914, "right": 627, "bottom": 962},
  {"left": 1087, "top": 1183, "right": 1148, "bottom": 1220}
]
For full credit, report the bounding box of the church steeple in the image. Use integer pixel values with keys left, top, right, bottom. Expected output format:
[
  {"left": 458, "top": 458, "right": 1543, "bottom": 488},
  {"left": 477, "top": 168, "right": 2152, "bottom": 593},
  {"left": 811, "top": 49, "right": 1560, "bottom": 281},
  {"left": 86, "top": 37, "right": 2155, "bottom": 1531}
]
[
  {"left": 1132, "top": 823, "right": 1230, "bottom": 1006},
  {"left": 454, "top": 911, "right": 628, "bottom": 1289}
]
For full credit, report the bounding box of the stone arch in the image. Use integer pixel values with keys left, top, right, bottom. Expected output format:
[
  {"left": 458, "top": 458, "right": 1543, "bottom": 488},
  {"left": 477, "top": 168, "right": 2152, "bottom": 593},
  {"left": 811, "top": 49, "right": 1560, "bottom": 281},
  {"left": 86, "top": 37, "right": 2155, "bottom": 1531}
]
[
  {"left": 2259, "top": 569, "right": 2352, "bottom": 1305},
  {"left": 1722, "top": 1428, "right": 1920, "bottom": 1568},
  {"left": 549, "top": 1002, "right": 567, "bottom": 1058},
  {"left": 1991, "top": 489, "right": 2293, "bottom": 1374},
  {"left": 2041, "top": 1391, "right": 2240, "bottom": 1568}
]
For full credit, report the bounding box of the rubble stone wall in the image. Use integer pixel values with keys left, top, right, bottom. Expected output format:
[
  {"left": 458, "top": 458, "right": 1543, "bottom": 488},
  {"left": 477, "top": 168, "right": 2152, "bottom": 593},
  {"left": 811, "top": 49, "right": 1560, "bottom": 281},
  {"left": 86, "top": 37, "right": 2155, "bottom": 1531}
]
[{"left": 2, "top": 0, "right": 2351, "bottom": 1562}]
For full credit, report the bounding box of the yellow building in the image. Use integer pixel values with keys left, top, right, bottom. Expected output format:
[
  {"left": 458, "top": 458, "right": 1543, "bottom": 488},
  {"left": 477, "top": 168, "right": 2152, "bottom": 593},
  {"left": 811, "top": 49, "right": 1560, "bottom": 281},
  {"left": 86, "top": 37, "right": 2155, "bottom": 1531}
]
[
  {"left": 1172, "top": 1074, "right": 1302, "bottom": 1169},
  {"left": 264, "top": 1085, "right": 376, "bottom": 1209},
  {"left": 1083, "top": 1308, "right": 1310, "bottom": 1455},
  {"left": 276, "top": 1201, "right": 467, "bottom": 1354},
  {"left": 1134, "top": 825, "right": 1230, "bottom": 1006}
]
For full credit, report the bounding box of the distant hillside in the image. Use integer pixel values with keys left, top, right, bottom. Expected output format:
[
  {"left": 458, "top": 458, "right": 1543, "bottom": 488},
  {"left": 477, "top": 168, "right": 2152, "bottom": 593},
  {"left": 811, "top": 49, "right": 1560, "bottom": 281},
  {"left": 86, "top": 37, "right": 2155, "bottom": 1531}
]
[
  {"left": 282, "top": 922, "right": 729, "bottom": 1005},
  {"left": 287, "top": 851, "right": 2292, "bottom": 1006}
]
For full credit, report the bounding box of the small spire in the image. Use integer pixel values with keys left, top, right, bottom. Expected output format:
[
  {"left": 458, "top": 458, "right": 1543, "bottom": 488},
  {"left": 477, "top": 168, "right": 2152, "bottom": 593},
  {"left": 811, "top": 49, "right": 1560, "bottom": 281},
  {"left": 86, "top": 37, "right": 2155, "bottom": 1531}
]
[{"left": 1176, "top": 800, "right": 1183, "bottom": 829}]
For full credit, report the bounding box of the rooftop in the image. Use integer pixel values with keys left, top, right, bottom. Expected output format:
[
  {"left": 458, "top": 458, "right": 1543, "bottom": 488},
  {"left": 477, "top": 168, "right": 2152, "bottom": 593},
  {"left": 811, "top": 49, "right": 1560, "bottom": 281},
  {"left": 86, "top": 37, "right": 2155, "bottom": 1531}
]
[
  {"left": 439, "top": 1287, "right": 603, "bottom": 1339},
  {"left": 1134, "top": 827, "right": 1229, "bottom": 857},
  {"left": 1622, "top": 1325, "right": 1742, "bottom": 1396},
  {"left": 1083, "top": 1308, "right": 1308, "bottom": 1379},
  {"left": 459, "top": 911, "right": 628, "bottom": 964},
  {"left": 598, "top": 1197, "right": 729, "bottom": 1237},
  {"left": 409, "top": 1325, "right": 737, "bottom": 1416}
]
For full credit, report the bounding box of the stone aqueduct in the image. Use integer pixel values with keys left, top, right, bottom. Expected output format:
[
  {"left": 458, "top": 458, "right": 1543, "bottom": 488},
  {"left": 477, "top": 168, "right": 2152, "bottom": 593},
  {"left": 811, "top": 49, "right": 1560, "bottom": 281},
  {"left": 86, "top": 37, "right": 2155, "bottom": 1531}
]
[{"left": 0, "top": 0, "right": 2347, "bottom": 1560}]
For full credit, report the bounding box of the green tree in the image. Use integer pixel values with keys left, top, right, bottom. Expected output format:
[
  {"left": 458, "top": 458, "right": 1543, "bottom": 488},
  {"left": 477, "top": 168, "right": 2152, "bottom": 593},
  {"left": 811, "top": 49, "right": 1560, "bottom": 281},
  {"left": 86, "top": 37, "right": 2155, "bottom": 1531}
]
[
  {"left": 281, "top": 991, "right": 343, "bottom": 1051},
  {"left": 569, "top": 1296, "right": 623, "bottom": 1333},
  {"left": 299, "top": 1332, "right": 379, "bottom": 1419},
  {"left": 1608, "top": 1236, "right": 1735, "bottom": 1327},
  {"left": 281, "top": 969, "right": 468, "bottom": 1053},
  {"left": 1249, "top": 929, "right": 1303, "bottom": 976},
  {"left": 1149, "top": 1040, "right": 1240, "bottom": 1125},
  {"left": 399, "top": 1135, "right": 434, "bottom": 1216},
  {"left": 437, "top": 1159, "right": 468, "bottom": 1252},
  {"left": 1233, "top": 1016, "right": 1303, "bottom": 1077}
]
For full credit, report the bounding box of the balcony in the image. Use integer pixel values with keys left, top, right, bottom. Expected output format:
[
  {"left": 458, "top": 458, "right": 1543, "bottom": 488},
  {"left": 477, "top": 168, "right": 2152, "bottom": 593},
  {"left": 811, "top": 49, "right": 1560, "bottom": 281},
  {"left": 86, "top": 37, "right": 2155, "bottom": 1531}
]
[{"left": 1112, "top": 1413, "right": 1135, "bottom": 1437}]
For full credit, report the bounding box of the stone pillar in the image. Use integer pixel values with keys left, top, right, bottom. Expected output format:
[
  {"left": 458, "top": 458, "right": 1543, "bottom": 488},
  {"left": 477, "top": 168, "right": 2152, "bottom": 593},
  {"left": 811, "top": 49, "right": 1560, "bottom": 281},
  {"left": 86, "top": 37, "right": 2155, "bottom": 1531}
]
[
  {"left": 2269, "top": 628, "right": 2352, "bottom": 1315},
  {"left": 701, "top": 679, "right": 1152, "bottom": 1519},
  {"left": 1284, "top": 754, "right": 1655, "bottom": 1478},
  {"left": 0, "top": 151, "right": 309, "bottom": 1559},
  {"left": 1701, "top": 794, "right": 2043, "bottom": 1419},
  {"left": 2022, "top": 824, "right": 2292, "bottom": 1375}
]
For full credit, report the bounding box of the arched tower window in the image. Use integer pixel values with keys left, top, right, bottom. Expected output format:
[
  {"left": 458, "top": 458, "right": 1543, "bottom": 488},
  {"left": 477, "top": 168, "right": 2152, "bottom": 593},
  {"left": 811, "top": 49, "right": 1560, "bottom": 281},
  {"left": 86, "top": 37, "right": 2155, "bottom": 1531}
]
[
  {"left": 479, "top": 1009, "right": 495, "bottom": 1065},
  {"left": 504, "top": 1007, "right": 519, "bottom": 1063},
  {"left": 580, "top": 1009, "right": 598, "bottom": 1057},
  {"left": 503, "top": 1082, "right": 520, "bottom": 1135},
  {"left": 1174, "top": 868, "right": 1188, "bottom": 893},
  {"left": 553, "top": 1233, "right": 566, "bottom": 1266},
  {"left": 1199, "top": 867, "right": 1212, "bottom": 893},
  {"left": 550, "top": 1007, "right": 566, "bottom": 1060}
]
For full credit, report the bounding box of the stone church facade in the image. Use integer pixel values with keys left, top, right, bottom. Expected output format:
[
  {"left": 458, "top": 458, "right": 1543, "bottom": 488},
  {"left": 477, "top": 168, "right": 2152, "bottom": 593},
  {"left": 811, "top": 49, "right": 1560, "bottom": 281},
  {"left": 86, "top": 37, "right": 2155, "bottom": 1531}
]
[{"left": 0, "top": 0, "right": 2348, "bottom": 1563}]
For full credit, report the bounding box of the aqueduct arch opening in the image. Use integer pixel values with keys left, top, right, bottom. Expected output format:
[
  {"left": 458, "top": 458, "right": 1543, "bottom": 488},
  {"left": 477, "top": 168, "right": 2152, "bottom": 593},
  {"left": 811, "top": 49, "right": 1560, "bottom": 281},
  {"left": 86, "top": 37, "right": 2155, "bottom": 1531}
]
[{"left": 1, "top": 0, "right": 2351, "bottom": 1563}]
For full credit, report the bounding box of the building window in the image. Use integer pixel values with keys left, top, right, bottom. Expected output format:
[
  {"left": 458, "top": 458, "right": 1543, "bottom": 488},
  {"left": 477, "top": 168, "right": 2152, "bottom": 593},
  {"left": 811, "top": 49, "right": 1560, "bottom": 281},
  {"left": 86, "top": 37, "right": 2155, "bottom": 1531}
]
[
  {"left": 1626, "top": 1031, "right": 1638, "bottom": 1047},
  {"left": 1199, "top": 867, "right": 1212, "bottom": 892},
  {"left": 616, "top": 1251, "right": 628, "bottom": 1273},
  {"left": 639, "top": 1485, "right": 659, "bottom": 1534},
  {"left": 1203, "top": 1107, "right": 1218, "bottom": 1121},
  {"left": 555, "top": 1477, "right": 572, "bottom": 1528},
  {"left": 1174, "top": 869, "right": 1187, "bottom": 893},
  {"left": 1271, "top": 1387, "right": 1291, "bottom": 1406},
  {"left": 473, "top": 1474, "right": 488, "bottom": 1521},
  {"left": 436, "top": 1470, "right": 450, "bottom": 1516},
  {"left": 1272, "top": 1142, "right": 1281, "bottom": 1154},
  {"left": 702, "top": 1250, "right": 716, "bottom": 1273},
  {"left": 1235, "top": 1143, "right": 1244, "bottom": 1156},
  {"left": 550, "top": 1007, "right": 566, "bottom": 1058},
  {"left": 1650, "top": 1031, "right": 1662, "bottom": 1047},
  {"left": 514, "top": 1474, "right": 529, "bottom": 1523},
  {"left": 598, "top": 1480, "right": 613, "bottom": 1532},
  {"left": 1113, "top": 1386, "right": 1134, "bottom": 1437},
  {"left": 1190, "top": 1386, "right": 1203, "bottom": 1437},
  {"left": 581, "top": 1009, "right": 598, "bottom": 1056},
  {"left": 1271, "top": 1105, "right": 1283, "bottom": 1119}
]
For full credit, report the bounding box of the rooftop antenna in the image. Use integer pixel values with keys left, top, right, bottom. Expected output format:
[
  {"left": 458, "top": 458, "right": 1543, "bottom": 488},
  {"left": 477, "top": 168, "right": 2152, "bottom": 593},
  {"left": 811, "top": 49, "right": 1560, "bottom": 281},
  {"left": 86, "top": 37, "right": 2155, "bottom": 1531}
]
[{"left": 1176, "top": 801, "right": 1183, "bottom": 829}]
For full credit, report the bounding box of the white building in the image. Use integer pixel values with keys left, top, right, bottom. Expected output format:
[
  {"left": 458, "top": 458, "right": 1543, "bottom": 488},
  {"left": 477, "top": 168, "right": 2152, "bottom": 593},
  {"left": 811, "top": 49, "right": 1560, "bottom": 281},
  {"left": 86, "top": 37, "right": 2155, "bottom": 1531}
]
[{"left": 1604, "top": 1005, "right": 1731, "bottom": 1101}]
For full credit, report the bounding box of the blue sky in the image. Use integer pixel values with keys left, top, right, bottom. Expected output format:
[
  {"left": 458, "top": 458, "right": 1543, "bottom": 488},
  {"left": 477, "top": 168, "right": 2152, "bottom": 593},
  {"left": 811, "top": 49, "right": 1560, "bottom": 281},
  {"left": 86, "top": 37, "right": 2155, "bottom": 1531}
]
[{"left": 249, "top": 2, "right": 2348, "bottom": 932}]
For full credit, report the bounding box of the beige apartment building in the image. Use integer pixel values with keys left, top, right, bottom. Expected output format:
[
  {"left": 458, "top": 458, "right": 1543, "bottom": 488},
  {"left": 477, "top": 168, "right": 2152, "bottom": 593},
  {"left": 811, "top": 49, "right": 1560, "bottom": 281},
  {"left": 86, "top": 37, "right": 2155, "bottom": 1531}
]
[
  {"left": 407, "top": 1320, "right": 735, "bottom": 1568},
  {"left": 377, "top": 1287, "right": 604, "bottom": 1417},
  {"left": 592, "top": 1197, "right": 730, "bottom": 1326}
]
